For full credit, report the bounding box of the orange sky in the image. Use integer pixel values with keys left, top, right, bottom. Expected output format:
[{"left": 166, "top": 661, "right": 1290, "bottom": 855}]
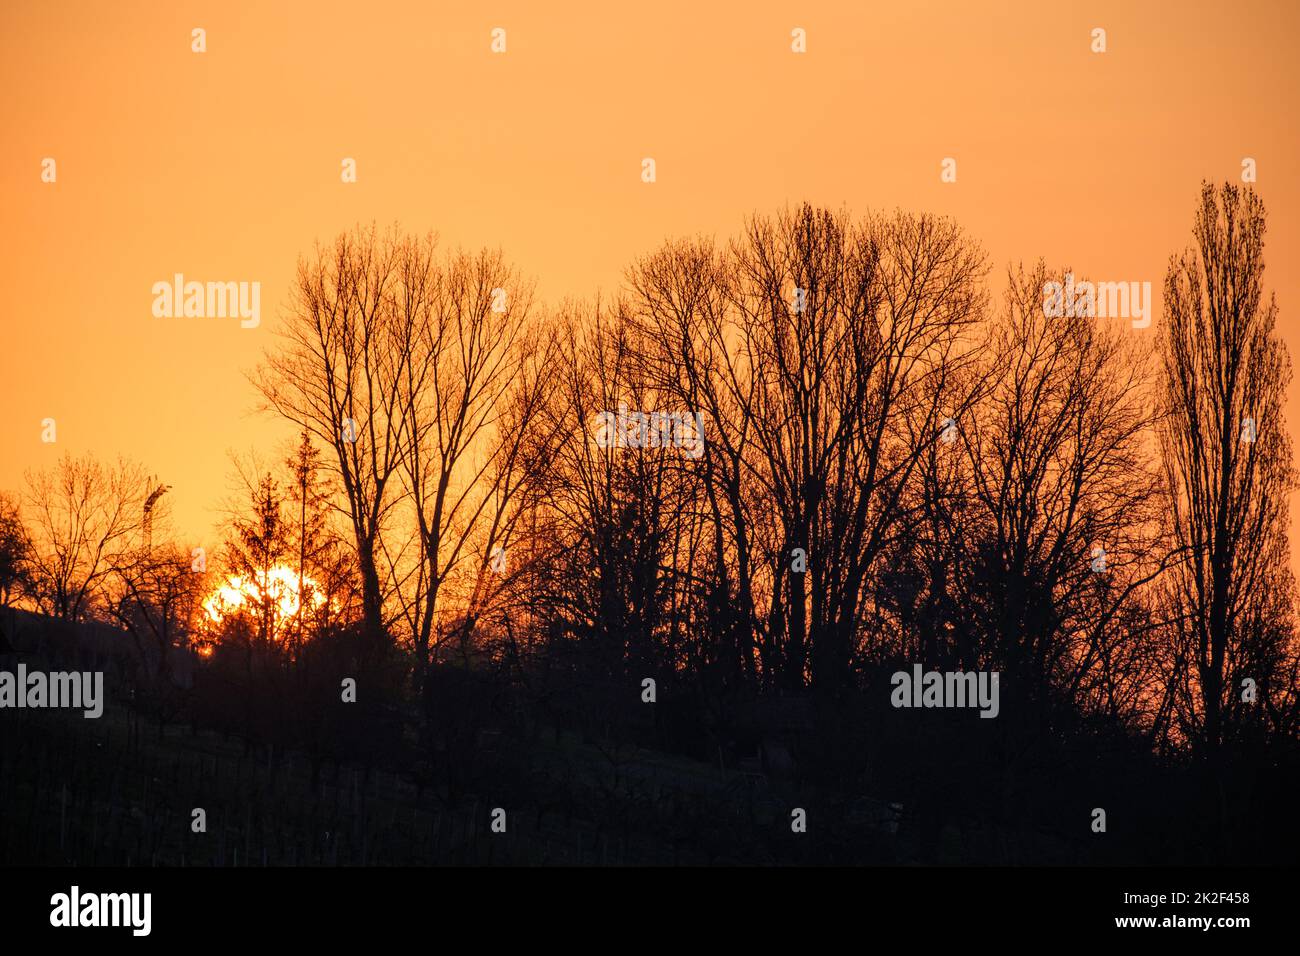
[{"left": 3, "top": 0, "right": 1299, "bottom": 567}]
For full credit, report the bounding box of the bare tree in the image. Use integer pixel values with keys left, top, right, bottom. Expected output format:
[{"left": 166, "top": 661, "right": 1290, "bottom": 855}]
[
  {"left": 255, "top": 224, "right": 411, "bottom": 645},
  {"left": 22, "top": 453, "right": 147, "bottom": 621},
  {"left": 625, "top": 238, "right": 764, "bottom": 692},
  {"left": 390, "top": 244, "right": 543, "bottom": 684},
  {"left": 955, "top": 263, "right": 1167, "bottom": 721},
  {"left": 607, "top": 204, "right": 991, "bottom": 696},
  {"left": 532, "top": 301, "right": 694, "bottom": 679},
  {"left": 1159, "top": 182, "right": 1298, "bottom": 756}
]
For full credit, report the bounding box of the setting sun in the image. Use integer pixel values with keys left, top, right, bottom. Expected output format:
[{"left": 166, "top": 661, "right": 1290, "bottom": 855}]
[{"left": 202, "top": 565, "right": 326, "bottom": 631}]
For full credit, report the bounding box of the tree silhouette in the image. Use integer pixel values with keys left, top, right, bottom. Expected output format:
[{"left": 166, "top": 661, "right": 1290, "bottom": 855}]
[
  {"left": 0, "top": 492, "right": 30, "bottom": 609},
  {"left": 255, "top": 225, "right": 410, "bottom": 648},
  {"left": 1159, "top": 182, "right": 1299, "bottom": 756},
  {"left": 21, "top": 453, "right": 147, "bottom": 621}
]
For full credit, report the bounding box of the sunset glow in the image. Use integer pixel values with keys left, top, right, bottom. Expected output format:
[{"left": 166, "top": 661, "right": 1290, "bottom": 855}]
[
  {"left": 3, "top": 0, "right": 1298, "bottom": 892},
  {"left": 202, "top": 565, "right": 326, "bottom": 631}
]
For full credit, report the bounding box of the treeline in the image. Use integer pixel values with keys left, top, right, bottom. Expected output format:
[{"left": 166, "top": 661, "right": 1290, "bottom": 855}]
[{"left": 3, "top": 182, "right": 1297, "bottom": 786}]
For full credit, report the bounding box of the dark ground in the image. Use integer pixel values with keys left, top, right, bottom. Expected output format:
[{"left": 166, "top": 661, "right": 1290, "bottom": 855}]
[{"left": 2, "top": 609, "right": 1297, "bottom": 866}]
